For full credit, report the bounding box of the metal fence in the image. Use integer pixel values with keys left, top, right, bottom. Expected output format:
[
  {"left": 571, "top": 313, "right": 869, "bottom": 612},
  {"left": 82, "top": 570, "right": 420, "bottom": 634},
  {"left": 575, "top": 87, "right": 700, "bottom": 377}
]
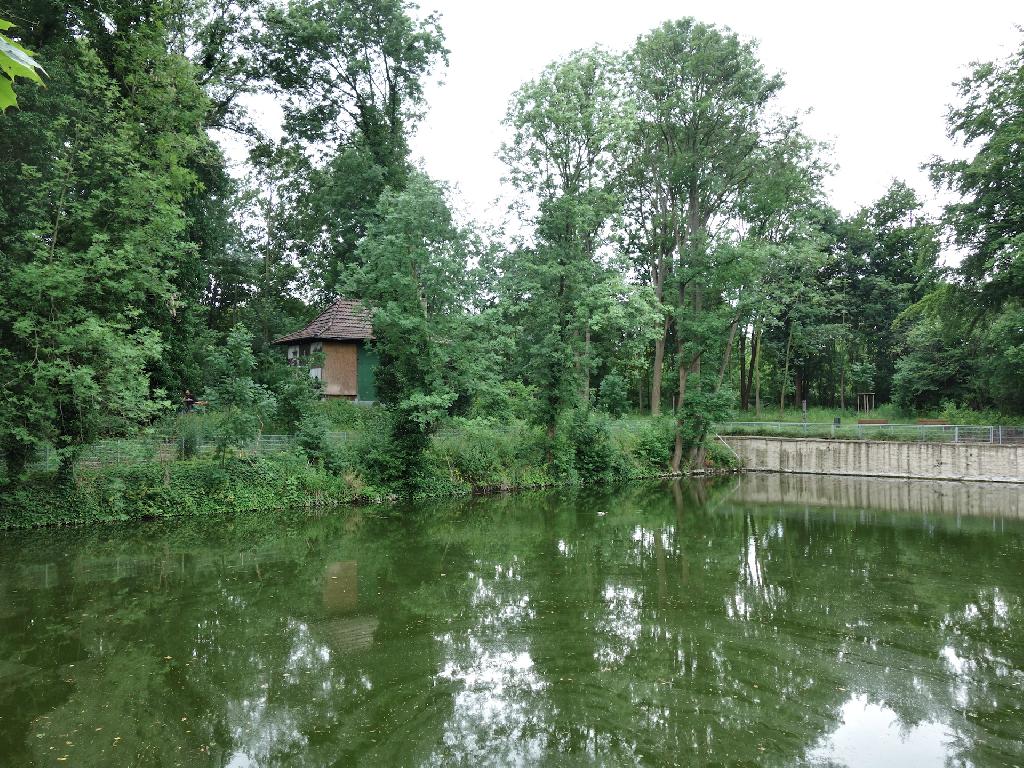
[
  {"left": 28, "top": 431, "right": 359, "bottom": 471},
  {"left": 19, "top": 420, "right": 1024, "bottom": 474},
  {"left": 716, "top": 421, "right": 1024, "bottom": 445}
]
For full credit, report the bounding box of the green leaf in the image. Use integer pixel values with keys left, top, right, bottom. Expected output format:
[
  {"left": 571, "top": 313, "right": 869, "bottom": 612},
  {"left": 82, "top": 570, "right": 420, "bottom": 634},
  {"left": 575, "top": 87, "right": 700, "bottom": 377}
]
[
  {"left": 0, "top": 74, "right": 16, "bottom": 111},
  {"left": 0, "top": 35, "right": 45, "bottom": 83}
]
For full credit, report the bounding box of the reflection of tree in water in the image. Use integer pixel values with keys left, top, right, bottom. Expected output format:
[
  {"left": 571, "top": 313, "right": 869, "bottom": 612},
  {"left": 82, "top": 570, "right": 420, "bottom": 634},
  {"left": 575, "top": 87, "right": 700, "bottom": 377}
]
[{"left": 0, "top": 480, "right": 1022, "bottom": 765}]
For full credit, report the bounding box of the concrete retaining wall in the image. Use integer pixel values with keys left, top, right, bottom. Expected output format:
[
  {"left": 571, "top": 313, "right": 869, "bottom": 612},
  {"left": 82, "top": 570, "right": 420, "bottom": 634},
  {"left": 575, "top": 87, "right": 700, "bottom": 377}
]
[{"left": 722, "top": 435, "right": 1024, "bottom": 483}]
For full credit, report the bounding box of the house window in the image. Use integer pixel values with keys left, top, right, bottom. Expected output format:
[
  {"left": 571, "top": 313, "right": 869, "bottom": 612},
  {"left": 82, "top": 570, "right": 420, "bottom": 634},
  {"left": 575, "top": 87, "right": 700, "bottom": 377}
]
[
  {"left": 311, "top": 341, "right": 323, "bottom": 353},
  {"left": 287, "top": 345, "right": 299, "bottom": 360},
  {"left": 309, "top": 367, "right": 323, "bottom": 381}
]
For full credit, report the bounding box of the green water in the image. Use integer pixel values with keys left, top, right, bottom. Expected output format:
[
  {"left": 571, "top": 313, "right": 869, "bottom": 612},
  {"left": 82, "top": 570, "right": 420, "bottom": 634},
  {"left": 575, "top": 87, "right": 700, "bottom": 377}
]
[{"left": 1, "top": 477, "right": 1023, "bottom": 767}]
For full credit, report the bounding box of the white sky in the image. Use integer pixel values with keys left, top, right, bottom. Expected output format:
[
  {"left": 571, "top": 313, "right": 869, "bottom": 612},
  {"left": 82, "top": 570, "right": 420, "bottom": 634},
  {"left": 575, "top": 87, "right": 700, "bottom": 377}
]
[{"left": 407, "top": 0, "right": 1023, "bottom": 226}]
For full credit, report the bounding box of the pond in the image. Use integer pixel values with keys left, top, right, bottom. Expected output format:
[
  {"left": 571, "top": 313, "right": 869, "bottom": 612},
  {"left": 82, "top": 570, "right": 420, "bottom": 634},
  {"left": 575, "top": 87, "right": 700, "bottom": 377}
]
[{"left": 1, "top": 474, "right": 1023, "bottom": 767}]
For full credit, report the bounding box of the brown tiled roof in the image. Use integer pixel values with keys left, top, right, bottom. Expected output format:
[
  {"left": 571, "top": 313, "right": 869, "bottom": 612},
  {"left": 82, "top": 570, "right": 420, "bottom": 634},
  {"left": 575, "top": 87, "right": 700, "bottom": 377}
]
[{"left": 271, "top": 298, "right": 373, "bottom": 344}]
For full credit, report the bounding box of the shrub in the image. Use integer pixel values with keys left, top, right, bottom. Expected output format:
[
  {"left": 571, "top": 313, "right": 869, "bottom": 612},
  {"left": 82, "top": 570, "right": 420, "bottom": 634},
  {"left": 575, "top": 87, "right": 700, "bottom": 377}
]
[
  {"left": 566, "top": 409, "right": 619, "bottom": 485},
  {"left": 627, "top": 417, "right": 675, "bottom": 471},
  {"left": 296, "top": 411, "right": 346, "bottom": 471},
  {"left": 175, "top": 413, "right": 204, "bottom": 460},
  {"left": 704, "top": 438, "right": 740, "bottom": 469},
  {"left": 0, "top": 453, "right": 359, "bottom": 529},
  {"left": 207, "top": 325, "right": 277, "bottom": 460},
  {"left": 432, "top": 417, "right": 549, "bottom": 489},
  {"left": 274, "top": 362, "right": 323, "bottom": 431},
  {"left": 321, "top": 398, "right": 381, "bottom": 430},
  {"left": 466, "top": 380, "right": 540, "bottom": 423},
  {"left": 597, "top": 374, "right": 630, "bottom": 418}
]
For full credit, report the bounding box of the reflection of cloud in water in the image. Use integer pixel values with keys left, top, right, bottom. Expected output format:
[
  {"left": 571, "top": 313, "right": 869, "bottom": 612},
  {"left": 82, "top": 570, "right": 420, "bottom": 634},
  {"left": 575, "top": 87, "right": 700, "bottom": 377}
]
[
  {"left": 595, "top": 585, "right": 642, "bottom": 667},
  {"left": 434, "top": 640, "right": 548, "bottom": 764},
  {"left": 428, "top": 564, "right": 547, "bottom": 764},
  {"left": 806, "top": 694, "right": 953, "bottom": 767}
]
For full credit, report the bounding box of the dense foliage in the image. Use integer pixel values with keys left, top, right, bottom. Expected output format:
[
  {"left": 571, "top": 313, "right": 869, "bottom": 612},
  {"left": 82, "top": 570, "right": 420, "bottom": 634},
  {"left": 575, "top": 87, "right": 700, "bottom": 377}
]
[{"left": 1, "top": 3, "right": 1021, "bottom": 507}]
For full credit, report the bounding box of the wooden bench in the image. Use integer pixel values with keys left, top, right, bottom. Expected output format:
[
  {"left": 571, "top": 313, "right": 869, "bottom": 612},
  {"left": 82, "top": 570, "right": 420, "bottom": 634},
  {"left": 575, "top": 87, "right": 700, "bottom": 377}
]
[
  {"left": 857, "top": 419, "right": 889, "bottom": 425},
  {"left": 915, "top": 418, "right": 949, "bottom": 425}
]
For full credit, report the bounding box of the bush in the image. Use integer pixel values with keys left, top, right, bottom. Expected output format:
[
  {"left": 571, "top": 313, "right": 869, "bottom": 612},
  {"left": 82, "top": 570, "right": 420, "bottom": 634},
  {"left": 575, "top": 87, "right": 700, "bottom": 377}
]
[
  {"left": 627, "top": 417, "right": 675, "bottom": 471},
  {"left": 274, "top": 363, "right": 323, "bottom": 431},
  {"left": 296, "top": 411, "right": 349, "bottom": 472},
  {"left": 321, "top": 398, "right": 381, "bottom": 430},
  {"left": 207, "top": 325, "right": 277, "bottom": 460},
  {"left": 567, "top": 409, "right": 618, "bottom": 484},
  {"left": 175, "top": 413, "right": 204, "bottom": 460},
  {"left": 0, "top": 454, "right": 360, "bottom": 529},
  {"left": 429, "top": 418, "right": 549, "bottom": 490},
  {"left": 466, "top": 380, "right": 540, "bottom": 423},
  {"left": 704, "top": 438, "right": 740, "bottom": 469},
  {"left": 597, "top": 374, "right": 631, "bottom": 418}
]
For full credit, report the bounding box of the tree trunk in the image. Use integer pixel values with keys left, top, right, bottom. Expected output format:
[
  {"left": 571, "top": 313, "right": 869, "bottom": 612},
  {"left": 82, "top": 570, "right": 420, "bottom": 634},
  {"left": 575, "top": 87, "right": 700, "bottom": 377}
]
[
  {"left": 744, "top": 321, "right": 759, "bottom": 411},
  {"left": 650, "top": 314, "right": 669, "bottom": 416},
  {"left": 754, "top": 326, "right": 763, "bottom": 417},
  {"left": 671, "top": 428, "right": 684, "bottom": 475},
  {"left": 717, "top": 309, "right": 741, "bottom": 391},
  {"left": 671, "top": 187, "right": 705, "bottom": 475},
  {"left": 839, "top": 347, "right": 846, "bottom": 412},
  {"left": 670, "top": 349, "right": 691, "bottom": 475},
  {"left": 582, "top": 324, "right": 591, "bottom": 403},
  {"left": 780, "top": 324, "right": 793, "bottom": 414},
  {"left": 739, "top": 326, "right": 747, "bottom": 409}
]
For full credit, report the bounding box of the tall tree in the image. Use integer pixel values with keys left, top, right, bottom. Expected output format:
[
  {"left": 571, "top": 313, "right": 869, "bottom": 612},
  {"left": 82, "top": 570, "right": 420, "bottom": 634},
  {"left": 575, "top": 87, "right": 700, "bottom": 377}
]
[
  {"left": 930, "top": 40, "right": 1024, "bottom": 313},
  {"left": 500, "top": 47, "right": 623, "bottom": 445},
  {"left": 347, "top": 173, "right": 469, "bottom": 491},
  {"left": 626, "top": 18, "right": 785, "bottom": 469},
  {"left": 894, "top": 37, "right": 1024, "bottom": 413},
  {"left": 834, "top": 182, "right": 939, "bottom": 403},
  {"left": 0, "top": 14, "right": 210, "bottom": 477},
  {"left": 261, "top": 0, "right": 447, "bottom": 297}
]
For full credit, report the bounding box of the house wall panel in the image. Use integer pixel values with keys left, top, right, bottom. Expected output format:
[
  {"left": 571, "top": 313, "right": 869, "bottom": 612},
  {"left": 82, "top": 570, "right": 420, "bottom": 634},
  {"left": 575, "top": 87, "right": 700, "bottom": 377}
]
[{"left": 323, "top": 342, "right": 358, "bottom": 398}]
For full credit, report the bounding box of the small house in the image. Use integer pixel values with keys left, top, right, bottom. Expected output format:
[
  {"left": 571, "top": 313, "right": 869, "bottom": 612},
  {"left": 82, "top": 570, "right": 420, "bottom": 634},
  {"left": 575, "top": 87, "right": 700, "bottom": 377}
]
[{"left": 272, "top": 298, "right": 377, "bottom": 402}]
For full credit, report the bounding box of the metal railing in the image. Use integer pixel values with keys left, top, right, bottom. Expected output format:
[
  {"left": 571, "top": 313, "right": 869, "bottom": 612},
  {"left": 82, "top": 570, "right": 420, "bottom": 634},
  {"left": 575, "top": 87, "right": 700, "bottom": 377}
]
[
  {"left": 17, "top": 419, "right": 1024, "bottom": 474},
  {"left": 716, "top": 421, "right": 1024, "bottom": 444},
  {"left": 27, "top": 431, "right": 359, "bottom": 471}
]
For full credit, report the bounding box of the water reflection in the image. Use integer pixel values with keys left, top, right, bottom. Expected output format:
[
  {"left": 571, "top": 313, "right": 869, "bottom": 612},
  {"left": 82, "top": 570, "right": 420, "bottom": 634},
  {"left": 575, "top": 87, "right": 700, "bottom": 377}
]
[
  {"left": 806, "top": 694, "right": 954, "bottom": 767},
  {"left": 320, "top": 561, "right": 378, "bottom": 655},
  {"left": 0, "top": 477, "right": 1022, "bottom": 766}
]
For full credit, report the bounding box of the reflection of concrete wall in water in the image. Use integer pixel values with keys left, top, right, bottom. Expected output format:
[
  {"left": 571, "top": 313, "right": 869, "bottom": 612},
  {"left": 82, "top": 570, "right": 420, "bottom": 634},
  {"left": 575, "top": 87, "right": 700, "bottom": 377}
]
[
  {"left": 319, "top": 561, "right": 378, "bottom": 654},
  {"left": 724, "top": 436, "right": 1024, "bottom": 483},
  {"left": 323, "top": 561, "right": 359, "bottom": 614},
  {"left": 731, "top": 472, "right": 1024, "bottom": 519},
  {"left": 319, "top": 617, "right": 378, "bottom": 654}
]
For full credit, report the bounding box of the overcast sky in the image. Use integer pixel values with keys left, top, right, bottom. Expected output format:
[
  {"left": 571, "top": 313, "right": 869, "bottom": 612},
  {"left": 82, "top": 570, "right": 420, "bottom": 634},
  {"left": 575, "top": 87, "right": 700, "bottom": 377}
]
[{"left": 405, "top": 0, "right": 1022, "bottom": 226}]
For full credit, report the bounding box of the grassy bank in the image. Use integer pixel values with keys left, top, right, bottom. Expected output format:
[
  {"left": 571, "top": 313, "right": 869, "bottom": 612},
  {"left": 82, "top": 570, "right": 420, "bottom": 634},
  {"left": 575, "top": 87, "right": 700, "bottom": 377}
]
[
  {"left": 0, "top": 454, "right": 359, "bottom": 529},
  {"left": 727, "top": 403, "right": 1024, "bottom": 426},
  {"left": 0, "top": 414, "right": 738, "bottom": 530}
]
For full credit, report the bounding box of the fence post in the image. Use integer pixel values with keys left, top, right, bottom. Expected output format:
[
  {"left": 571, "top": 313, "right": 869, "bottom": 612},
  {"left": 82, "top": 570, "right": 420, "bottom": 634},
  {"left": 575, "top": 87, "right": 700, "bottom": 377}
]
[
  {"left": 999, "top": 425, "right": 1003, "bottom": 445},
  {"left": 990, "top": 426, "right": 995, "bottom": 444},
  {"left": 954, "top": 426, "right": 959, "bottom": 444}
]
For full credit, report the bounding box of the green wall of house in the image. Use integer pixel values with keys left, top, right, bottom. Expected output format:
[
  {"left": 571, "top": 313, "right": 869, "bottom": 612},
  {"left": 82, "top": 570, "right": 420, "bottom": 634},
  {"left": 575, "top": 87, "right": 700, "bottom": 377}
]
[{"left": 357, "top": 344, "right": 378, "bottom": 402}]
